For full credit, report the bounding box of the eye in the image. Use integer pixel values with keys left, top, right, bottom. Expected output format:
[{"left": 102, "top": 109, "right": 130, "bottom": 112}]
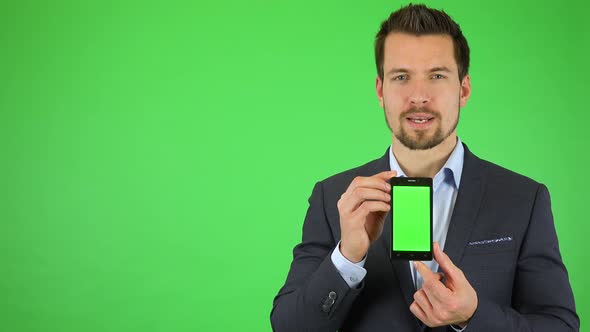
[
  {"left": 432, "top": 74, "right": 445, "bottom": 79},
  {"left": 393, "top": 74, "right": 408, "bottom": 81}
]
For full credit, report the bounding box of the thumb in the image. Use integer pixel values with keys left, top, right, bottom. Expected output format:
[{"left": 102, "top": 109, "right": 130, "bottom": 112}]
[
  {"left": 375, "top": 170, "right": 398, "bottom": 181},
  {"left": 434, "top": 242, "right": 458, "bottom": 279}
]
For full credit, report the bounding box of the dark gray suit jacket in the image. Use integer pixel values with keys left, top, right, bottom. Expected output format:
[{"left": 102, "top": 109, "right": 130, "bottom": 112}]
[{"left": 270, "top": 143, "right": 579, "bottom": 331}]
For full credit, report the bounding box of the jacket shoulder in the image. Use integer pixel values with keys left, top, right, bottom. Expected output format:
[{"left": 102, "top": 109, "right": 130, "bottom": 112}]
[
  {"left": 474, "top": 154, "right": 546, "bottom": 202},
  {"left": 479, "top": 157, "right": 541, "bottom": 187},
  {"left": 317, "top": 152, "right": 388, "bottom": 198}
]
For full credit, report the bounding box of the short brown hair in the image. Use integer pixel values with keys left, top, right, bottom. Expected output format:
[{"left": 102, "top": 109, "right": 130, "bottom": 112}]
[{"left": 375, "top": 3, "right": 470, "bottom": 82}]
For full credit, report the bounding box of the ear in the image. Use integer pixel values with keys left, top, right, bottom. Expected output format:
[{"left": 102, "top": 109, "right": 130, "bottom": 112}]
[
  {"left": 376, "top": 75, "right": 384, "bottom": 108},
  {"left": 459, "top": 74, "right": 472, "bottom": 107}
]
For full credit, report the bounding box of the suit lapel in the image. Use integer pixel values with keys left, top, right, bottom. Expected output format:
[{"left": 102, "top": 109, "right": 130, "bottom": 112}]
[
  {"left": 439, "top": 143, "right": 487, "bottom": 270},
  {"left": 372, "top": 148, "right": 418, "bottom": 310}
]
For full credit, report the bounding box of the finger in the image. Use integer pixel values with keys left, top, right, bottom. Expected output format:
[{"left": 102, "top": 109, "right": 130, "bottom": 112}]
[
  {"left": 371, "top": 170, "right": 398, "bottom": 181},
  {"left": 421, "top": 274, "right": 452, "bottom": 305},
  {"left": 347, "top": 175, "right": 393, "bottom": 194},
  {"left": 413, "top": 289, "right": 433, "bottom": 314},
  {"left": 342, "top": 187, "right": 391, "bottom": 213},
  {"left": 409, "top": 301, "right": 428, "bottom": 325},
  {"left": 433, "top": 242, "right": 459, "bottom": 279},
  {"left": 414, "top": 261, "right": 436, "bottom": 282},
  {"left": 434, "top": 272, "right": 445, "bottom": 282},
  {"left": 415, "top": 260, "right": 452, "bottom": 305},
  {"left": 351, "top": 200, "right": 390, "bottom": 218}
]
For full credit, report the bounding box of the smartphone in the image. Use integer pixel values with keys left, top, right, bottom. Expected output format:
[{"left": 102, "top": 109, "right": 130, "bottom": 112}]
[{"left": 389, "top": 177, "right": 433, "bottom": 260}]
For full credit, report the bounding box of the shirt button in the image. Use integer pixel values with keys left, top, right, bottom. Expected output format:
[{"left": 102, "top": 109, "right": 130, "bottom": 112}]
[
  {"left": 328, "top": 291, "right": 337, "bottom": 299},
  {"left": 350, "top": 276, "right": 358, "bottom": 283}
]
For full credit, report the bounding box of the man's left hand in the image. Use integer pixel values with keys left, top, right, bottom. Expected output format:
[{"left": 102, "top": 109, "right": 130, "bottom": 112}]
[{"left": 410, "top": 242, "right": 478, "bottom": 328}]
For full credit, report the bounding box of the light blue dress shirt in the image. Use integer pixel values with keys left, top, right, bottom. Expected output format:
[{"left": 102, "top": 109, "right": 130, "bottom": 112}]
[{"left": 330, "top": 137, "right": 465, "bottom": 330}]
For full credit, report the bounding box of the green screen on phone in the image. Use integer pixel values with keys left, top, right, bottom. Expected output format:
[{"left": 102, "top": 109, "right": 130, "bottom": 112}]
[{"left": 392, "top": 186, "right": 431, "bottom": 252}]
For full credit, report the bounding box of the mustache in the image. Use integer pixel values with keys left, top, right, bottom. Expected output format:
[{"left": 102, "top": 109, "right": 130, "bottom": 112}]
[{"left": 400, "top": 107, "right": 439, "bottom": 118}]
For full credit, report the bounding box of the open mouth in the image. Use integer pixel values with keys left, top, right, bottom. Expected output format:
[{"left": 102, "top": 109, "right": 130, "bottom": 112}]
[
  {"left": 404, "top": 113, "right": 435, "bottom": 128},
  {"left": 407, "top": 117, "right": 433, "bottom": 123}
]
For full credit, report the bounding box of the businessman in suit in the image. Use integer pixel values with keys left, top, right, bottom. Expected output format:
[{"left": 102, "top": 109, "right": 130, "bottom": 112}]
[{"left": 270, "top": 4, "right": 578, "bottom": 332}]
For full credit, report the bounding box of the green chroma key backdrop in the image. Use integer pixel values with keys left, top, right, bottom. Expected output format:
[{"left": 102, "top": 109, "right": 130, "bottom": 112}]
[{"left": 1, "top": 0, "right": 588, "bottom": 331}]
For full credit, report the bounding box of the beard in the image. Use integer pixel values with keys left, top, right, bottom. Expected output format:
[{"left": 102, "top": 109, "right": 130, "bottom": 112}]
[{"left": 384, "top": 104, "right": 460, "bottom": 150}]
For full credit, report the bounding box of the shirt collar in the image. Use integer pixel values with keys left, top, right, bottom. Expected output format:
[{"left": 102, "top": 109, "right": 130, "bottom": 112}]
[{"left": 388, "top": 137, "right": 464, "bottom": 189}]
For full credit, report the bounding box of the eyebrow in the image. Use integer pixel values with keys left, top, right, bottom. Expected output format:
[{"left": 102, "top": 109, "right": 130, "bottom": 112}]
[{"left": 386, "top": 66, "right": 453, "bottom": 76}]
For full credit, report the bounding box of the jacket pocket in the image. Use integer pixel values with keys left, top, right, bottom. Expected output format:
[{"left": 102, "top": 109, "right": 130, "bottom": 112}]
[{"left": 463, "top": 236, "right": 516, "bottom": 255}]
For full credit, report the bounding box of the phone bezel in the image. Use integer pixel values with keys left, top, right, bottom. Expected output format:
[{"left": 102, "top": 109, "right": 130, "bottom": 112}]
[{"left": 389, "top": 177, "right": 433, "bottom": 261}]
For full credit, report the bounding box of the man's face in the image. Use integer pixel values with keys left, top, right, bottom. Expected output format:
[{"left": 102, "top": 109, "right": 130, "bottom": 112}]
[{"left": 376, "top": 32, "right": 471, "bottom": 150}]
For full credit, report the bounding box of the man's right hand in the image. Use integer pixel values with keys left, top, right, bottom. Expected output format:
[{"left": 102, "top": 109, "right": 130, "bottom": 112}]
[{"left": 337, "top": 170, "right": 397, "bottom": 263}]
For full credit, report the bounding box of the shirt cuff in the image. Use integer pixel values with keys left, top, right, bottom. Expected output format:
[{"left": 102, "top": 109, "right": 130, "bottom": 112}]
[
  {"left": 330, "top": 240, "right": 367, "bottom": 288},
  {"left": 450, "top": 324, "right": 467, "bottom": 331}
]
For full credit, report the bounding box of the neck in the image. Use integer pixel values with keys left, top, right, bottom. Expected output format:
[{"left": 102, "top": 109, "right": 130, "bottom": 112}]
[{"left": 392, "top": 134, "right": 458, "bottom": 178}]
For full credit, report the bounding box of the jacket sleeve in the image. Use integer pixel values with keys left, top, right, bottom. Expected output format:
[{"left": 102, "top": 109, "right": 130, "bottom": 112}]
[
  {"left": 270, "top": 181, "right": 364, "bottom": 332},
  {"left": 465, "top": 184, "right": 579, "bottom": 331}
]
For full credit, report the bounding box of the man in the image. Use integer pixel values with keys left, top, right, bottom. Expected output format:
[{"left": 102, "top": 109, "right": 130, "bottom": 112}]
[{"left": 270, "top": 4, "right": 578, "bottom": 332}]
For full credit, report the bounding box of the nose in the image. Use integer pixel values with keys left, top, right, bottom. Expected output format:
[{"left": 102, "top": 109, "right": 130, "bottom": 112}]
[{"left": 409, "top": 81, "right": 431, "bottom": 106}]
